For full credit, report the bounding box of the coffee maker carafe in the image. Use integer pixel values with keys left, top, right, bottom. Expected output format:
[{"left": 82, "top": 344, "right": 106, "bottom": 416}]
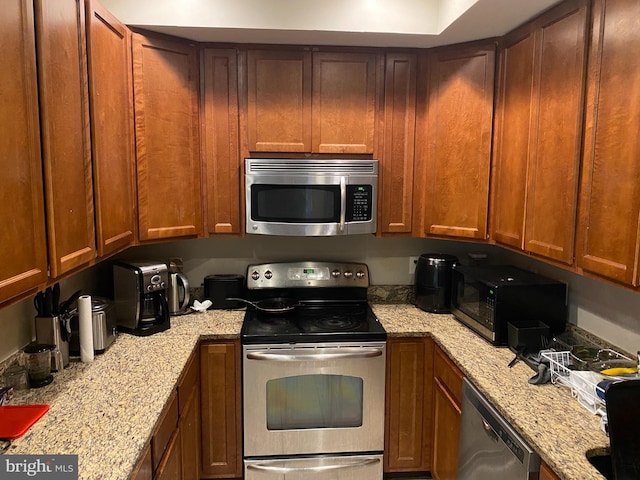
[{"left": 113, "top": 261, "right": 170, "bottom": 336}]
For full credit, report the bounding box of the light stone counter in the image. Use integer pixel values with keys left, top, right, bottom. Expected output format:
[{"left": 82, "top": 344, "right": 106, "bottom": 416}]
[{"left": 5, "top": 305, "right": 607, "bottom": 480}]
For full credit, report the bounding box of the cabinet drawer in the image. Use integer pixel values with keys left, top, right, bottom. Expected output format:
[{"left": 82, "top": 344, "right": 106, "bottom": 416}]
[
  {"left": 434, "top": 345, "right": 464, "bottom": 407},
  {"left": 151, "top": 390, "right": 178, "bottom": 473}
]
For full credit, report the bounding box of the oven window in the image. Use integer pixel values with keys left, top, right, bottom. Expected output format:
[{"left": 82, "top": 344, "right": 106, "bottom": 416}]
[
  {"left": 251, "top": 185, "right": 340, "bottom": 223},
  {"left": 266, "top": 374, "right": 363, "bottom": 430}
]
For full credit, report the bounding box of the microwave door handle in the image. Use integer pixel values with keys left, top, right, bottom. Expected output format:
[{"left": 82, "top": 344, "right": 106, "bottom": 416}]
[
  {"left": 339, "top": 176, "right": 347, "bottom": 232},
  {"left": 247, "top": 457, "right": 380, "bottom": 473}
]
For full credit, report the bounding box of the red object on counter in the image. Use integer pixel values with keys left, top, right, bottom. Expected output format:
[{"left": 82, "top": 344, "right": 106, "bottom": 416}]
[{"left": 0, "top": 404, "right": 49, "bottom": 439}]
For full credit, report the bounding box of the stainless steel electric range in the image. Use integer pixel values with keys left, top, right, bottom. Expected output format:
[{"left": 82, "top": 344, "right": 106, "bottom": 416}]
[{"left": 240, "top": 261, "right": 386, "bottom": 480}]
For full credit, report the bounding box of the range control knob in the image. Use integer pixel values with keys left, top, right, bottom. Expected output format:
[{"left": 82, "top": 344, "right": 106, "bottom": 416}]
[
  {"left": 264, "top": 270, "right": 273, "bottom": 280},
  {"left": 251, "top": 271, "right": 260, "bottom": 281},
  {"left": 343, "top": 271, "right": 353, "bottom": 279},
  {"left": 331, "top": 269, "right": 341, "bottom": 278},
  {"left": 355, "top": 270, "right": 366, "bottom": 279}
]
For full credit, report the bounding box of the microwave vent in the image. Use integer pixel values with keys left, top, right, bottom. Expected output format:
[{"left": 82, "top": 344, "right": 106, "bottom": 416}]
[{"left": 247, "top": 159, "right": 378, "bottom": 174}]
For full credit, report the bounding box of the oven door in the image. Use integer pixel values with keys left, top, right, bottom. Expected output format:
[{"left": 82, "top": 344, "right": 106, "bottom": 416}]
[
  {"left": 243, "top": 342, "right": 386, "bottom": 457},
  {"left": 245, "top": 454, "right": 383, "bottom": 480}
]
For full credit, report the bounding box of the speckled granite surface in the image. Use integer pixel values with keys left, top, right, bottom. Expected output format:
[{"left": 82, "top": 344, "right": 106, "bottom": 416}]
[{"left": 4, "top": 305, "right": 609, "bottom": 480}]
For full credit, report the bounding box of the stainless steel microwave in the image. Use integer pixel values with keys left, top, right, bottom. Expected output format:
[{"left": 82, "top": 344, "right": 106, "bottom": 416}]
[
  {"left": 245, "top": 158, "right": 378, "bottom": 236},
  {"left": 451, "top": 265, "right": 567, "bottom": 345}
]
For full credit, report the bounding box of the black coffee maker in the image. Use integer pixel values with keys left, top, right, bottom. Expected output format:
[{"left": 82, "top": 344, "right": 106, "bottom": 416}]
[{"left": 113, "top": 261, "right": 170, "bottom": 336}]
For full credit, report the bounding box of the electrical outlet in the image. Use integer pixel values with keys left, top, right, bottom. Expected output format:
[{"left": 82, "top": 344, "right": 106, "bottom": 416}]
[{"left": 409, "top": 256, "right": 419, "bottom": 275}]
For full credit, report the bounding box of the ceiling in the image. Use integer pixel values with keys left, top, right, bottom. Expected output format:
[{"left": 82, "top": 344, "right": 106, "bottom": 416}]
[{"left": 100, "top": 0, "right": 563, "bottom": 48}]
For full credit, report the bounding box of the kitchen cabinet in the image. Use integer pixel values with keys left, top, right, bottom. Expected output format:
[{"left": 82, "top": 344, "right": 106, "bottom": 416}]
[
  {"left": 416, "top": 42, "right": 495, "bottom": 240},
  {"left": 85, "top": 0, "right": 137, "bottom": 257},
  {"left": 491, "top": 0, "right": 589, "bottom": 264},
  {"left": 34, "top": 0, "right": 96, "bottom": 278},
  {"left": 246, "top": 49, "right": 312, "bottom": 152},
  {"left": 380, "top": 53, "right": 417, "bottom": 235},
  {"left": 131, "top": 445, "right": 153, "bottom": 480},
  {"left": 178, "top": 346, "right": 200, "bottom": 480},
  {"left": 200, "top": 341, "right": 242, "bottom": 478},
  {"left": 132, "top": 32, "right": 202, "bottom": 241},
  {"left": 431, "top": 344, "right": 464, "bottom": 480},
  {"left": 576, "top": 0, "right": 640, "bottom": 286},
  {"left": 245, "top": 48, "right": 382, "bottom": 154},
  {"left": 540, "top": 461, "right": 562, "bottom": 480},
  {"left": 0, "top": 0, "right": 48, "bottom": 303},
  {"left": 202, "top": 48, "right": 242, "bottom": 235},
  {"left": 384, "top": 337, "right": 433, "bottom": 473}
]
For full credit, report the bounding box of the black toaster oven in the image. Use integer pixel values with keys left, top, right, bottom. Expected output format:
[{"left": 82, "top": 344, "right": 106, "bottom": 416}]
[{"left": 451, "top": 265, "right": 567, "bottom": 345}]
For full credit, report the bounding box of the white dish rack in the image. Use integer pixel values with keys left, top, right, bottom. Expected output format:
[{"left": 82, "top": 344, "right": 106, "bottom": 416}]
[{"left": 541, "top": 350, "right": 634, "bottom": 417}]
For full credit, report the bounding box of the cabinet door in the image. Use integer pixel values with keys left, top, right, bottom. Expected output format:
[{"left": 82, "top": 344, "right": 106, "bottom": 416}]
[
  {"left": 200, "top": 341, "right": 242, "bottom": 478},
  {"left": 577, "top": 0, "right": 640, "bottom": 286},
  {"left": 312, "top": 52, "right": 382, "bottom": 154},
  {"left": 539, "top": 461, "right": 562, "bottom": 480},
  {"left": 180, "top": 378, "right": 200, "bottom": 480},
  {"left": 422, "top": 44, "right": 495, "bottom": 240},
  {"left": 131, "top": 445, "right": 153, "bottom": 480},
  {"left": 35, "top": 0, "right": 96, "bottom": 278},
  {"left": 202, "top": 49, "right": 241, "bottom": 235},
  {"left": 155, "top": 429, "right": 182, "bottom": 480},
  {"left": 432, "top": 346, "right": 464, "bottom": 480},
  {"left": 85, "top": 0, "right": 137, "bottom": 256},
  {"left": 246, "top": 49, "right": 312, "bottom": 152},
  {"left": 384, "top": 337, "right": 433, "bottom": 473},
  {"left": 380, "top": 53, "right": 417, "bottom": 235},
  {"left": 132, "top": 33, "right": 202, "bottom": 241},
  {"left": 492, "top": 0, "right": 589, "bottom": 263},
  {"left": 0, "top": 0, "right": 48, "bottom": 303}
]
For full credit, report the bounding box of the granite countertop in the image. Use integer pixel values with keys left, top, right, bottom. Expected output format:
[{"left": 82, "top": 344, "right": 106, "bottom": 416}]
[{"left": 4, "top": 304, "right": 608, "bottom": 480}]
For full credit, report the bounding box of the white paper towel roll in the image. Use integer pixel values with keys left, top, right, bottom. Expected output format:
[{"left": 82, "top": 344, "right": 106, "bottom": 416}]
[{"left": 78, "top": 294, "right": 94, "bottom": 363}]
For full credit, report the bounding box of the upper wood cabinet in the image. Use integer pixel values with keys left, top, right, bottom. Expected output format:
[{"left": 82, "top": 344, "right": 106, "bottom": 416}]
[
  {"left": 416, "top": 42, "right": 495, "bottom": 240},
  {"left": 245, "top": 49, "right": 382, "bottom": 154},
  {"left": 35, "top": 0, "right": 96, "bottom": 278},
  {"left": 85, "top": 0, "right": 137, "bottom": 257},
  {"left": 202, "top": 48, "right": 242, "bottom": 236},
  {"left": 246, "top": 49, "right": 312, "bottom": 152},
  {"left": 132, "top": 32, "right": 202, "bottom": 241},
  {"left": 380, "top": 53, "right": 417, "bottom": 235},
  {"left": 385, "top": 337, "right": 433, "bottom": 473},
  {"left": 491, "top": 0, "right": 589, "bottom": 265},
  {"left": 0, "top": 0, "right": 48, "bottom": 303},
  {"left": 577, "top": 0, "right": 640, "bottom": 286}
]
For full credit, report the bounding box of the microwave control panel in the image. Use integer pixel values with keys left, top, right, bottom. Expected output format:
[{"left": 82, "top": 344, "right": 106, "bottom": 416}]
[{"left": 346, "top": 185, "right": 373, "bottom": 222}]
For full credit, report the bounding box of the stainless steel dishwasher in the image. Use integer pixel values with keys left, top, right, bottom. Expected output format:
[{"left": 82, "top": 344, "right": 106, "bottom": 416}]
[{"left": 458, "top": 378, "right": 541, "bottom": 480}]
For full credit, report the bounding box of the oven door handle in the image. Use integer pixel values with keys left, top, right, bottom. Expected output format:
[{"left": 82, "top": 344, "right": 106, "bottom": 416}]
[
  {"left": 246, "top": 348, "right": 383, "bottom": 361},
  {"left": 339, "top": 176, "right": 347, "bottom": 233},
  {"left": 247, "top": 457, "right": 380, "bottom": 473}
]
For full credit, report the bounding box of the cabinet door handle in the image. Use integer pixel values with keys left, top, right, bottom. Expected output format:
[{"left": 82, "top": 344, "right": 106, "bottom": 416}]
[{"left": 247, "top": 457, "right": 380, "bottom": 473}]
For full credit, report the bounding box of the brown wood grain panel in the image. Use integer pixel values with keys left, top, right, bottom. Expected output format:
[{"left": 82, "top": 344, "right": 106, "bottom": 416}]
[
  {"left": 491, "top": 31, "right": 535, "bottom": 249},
  {"left": 180, "top": 371, "right": 200, "bottom": 480},
  {"left": 539, "top": 461, "right": 562, "bottom": 480},
  {"left": 380, "top": 53, "right": 417, "bottom": 234},
  {"left": 524, "top": 0, "right": 589, "bottom": 264},
  {"left": 155, "top": 428, "right": 182, "bottom": 480},
  {"left": 85, "top": 0, "right": 137, "bottom": 256},
  {"left": 312, "top": 52, "right": 381, "bottom": 154},
  {"left": 247, "top": 49, "right": 312, "bottom": 152},
  {"left": 424, "top": 44, "right": 495, "bottom": 240},
  {"left": 132, "top": 32, "right": 202, "bottom": 241},
  {"left": 384, "top": 337, "right": 433, "bottom": 473},
  {"left": 200, "top": 341, "right": 242, "bottom": 478},
  {"left": 152, "top": 390, "right": 179, "bottom": 473},
  {"left": 130, "top": 444, "right": 152, "bottom": 480},
  {"left": 0, "top": 0, "right": 48, "bottom": 302},
  {"left": 35, "top": 0, "right": 96, "bottom": 278},
  {"left": 577, "top": 0, "right": 640, "bottom": 286},
  {"left": 202, "top": 48, "right": 242, "bottom": 235}
]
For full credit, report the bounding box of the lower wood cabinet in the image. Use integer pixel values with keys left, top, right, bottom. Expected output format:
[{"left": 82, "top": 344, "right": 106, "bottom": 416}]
[
  {"left": 384, "top": 337, "right": 434, "bottom": 472},
  {"left": 200, "top": 340, "right": 242, "bottom": 478},
  {"left": 539, "top": 461, "right": 562, "bottom": 480},
  {"left": 431, "top": 344, "right": 464, "bottom": 480}
]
